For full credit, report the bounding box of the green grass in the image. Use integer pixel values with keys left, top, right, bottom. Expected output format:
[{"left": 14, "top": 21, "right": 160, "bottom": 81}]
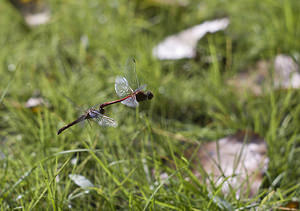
[{"left": 1, "top": 0, "right": 300, "bottom": 210}]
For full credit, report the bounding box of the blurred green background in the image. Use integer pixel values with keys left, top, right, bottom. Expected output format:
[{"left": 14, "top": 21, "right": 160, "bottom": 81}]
[{"left": 0, "top": 0, "right": 300, "bottom": 210}]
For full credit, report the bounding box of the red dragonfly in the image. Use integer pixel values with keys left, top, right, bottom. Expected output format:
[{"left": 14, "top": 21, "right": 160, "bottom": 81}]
[
  {"left": 99, "top": 76, "right": 153, "bottom": 109},
  {"left": 57, "top": 107, "right": 117, "bottom": 135}
]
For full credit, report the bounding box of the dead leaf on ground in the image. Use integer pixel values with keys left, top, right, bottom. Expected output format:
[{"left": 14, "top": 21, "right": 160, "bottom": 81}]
[
  {"left": 25, "top": 92, "right": 50, "bottom": 113},
  {"left": 227, "top": 60, "right": 271, "bottom": 96},
  {"left": 276, "top": 201, "right": 299, "bottom": 211},
  {"left": 186, "top": 131, "right": 268, "bottom": 198},
  {"left": 228, "top": 54, "right": 300, "bottom": 96},
  {"left": 25, "top": 96, "right": 49, "bottom": 113},
  {"left": 274, "top": 54, "right": 300, "bottom": 89},
  {"left": 153, "top": 18, "right": 229, "bottom": 60},
  {"left": 9, "top": 0, "right": 51, "bottom": 27},
  {"left": 25, "top": 97, "right": 47, "bottom": 108},
  {"left": 69, "top": 174, "right": 94, "bottom": 189}
]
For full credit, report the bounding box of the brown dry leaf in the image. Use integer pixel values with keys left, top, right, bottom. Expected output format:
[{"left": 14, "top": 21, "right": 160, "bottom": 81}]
[
  {"left": 228, "top": 54, "right": 300, "bottom": 96},
  {"left": 187, "top": 131, "right": 268, "bottom": 198},
  {"left": 277, "top": 201, "right": 299, "bottom": 210}
]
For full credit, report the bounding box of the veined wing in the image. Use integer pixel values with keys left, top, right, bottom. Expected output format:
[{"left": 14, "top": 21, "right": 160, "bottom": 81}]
[
  {"left": 94, "top": 114, "right": 117, "bottom": 127},
  {"left": 115, "top": 76, "right": 133, "bottom": 98},
  {"left": 121, "top": 84, "right": 146, "bottom": 108},
  {"left": 121, "top": 95, "right": 139, "bottom": 108}
]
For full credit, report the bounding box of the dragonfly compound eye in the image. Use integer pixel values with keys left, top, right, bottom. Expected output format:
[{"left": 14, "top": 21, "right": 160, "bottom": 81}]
[{"left": 146, "top": 91, "right": 153, "bottom": 100}]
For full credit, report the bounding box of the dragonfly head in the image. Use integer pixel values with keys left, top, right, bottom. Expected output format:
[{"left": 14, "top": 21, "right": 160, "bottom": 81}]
[
  {"left": 136, "top": 91, "right": 153, "bottom": 102},
  {"left": 145, "top": 91, "right": 153, "bottom": 100}
]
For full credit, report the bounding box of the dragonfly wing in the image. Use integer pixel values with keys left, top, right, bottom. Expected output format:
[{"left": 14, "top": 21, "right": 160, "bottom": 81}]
[
  {"left": 94, "top": 114, "right": 117, "bottom": 127},
  {"left": 121, "top": 95, "right": 139, "bottom": 107},
  {"left": 115, "top": 76, "right": 132, "bottom": 98},
  {"left": 135, "top": 84, "right": 147, "bottom": 92}
]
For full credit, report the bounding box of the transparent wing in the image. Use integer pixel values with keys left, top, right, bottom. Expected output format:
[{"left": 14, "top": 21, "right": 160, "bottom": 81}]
[
  {"left": 94, "top": 114, "right": 117, "bottom": 127},
  {"left": 115, "top": 76, "right": 133, "bottom": 98},
  {"left": 134, "top": 84, "right": 147, "bottom": 92},
  {"left": 124, "top": 58, "right": 140, "bottom": 89},
  {"left": 121, "top": 95, "right": 139, "bottom": 108}
]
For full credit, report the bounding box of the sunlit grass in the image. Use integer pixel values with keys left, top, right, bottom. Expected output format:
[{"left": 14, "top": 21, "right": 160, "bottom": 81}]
[{"left": 0, "top": 0, "right": 300, "bottom": 210}]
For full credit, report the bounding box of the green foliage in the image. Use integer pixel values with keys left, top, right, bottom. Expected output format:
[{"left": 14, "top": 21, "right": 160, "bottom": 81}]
[{"left": 0, "top": 0, "right": 299, "bottom": 210}]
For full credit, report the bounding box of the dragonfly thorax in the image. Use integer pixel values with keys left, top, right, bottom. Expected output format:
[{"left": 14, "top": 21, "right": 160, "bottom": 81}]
[{"left": 88, "top": 109, "right": 98, "bottom": 118}]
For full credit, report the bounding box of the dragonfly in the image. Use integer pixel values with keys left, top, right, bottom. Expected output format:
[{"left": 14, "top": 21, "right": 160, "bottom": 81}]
[
  {"left": 57, "top": 107, "right": 117, "bottom": 135},
  {"left": 99, "top": 76, "right": 153, "bottom": 109}
]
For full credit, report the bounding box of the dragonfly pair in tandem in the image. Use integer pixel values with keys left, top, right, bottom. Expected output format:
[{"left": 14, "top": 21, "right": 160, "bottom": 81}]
[{"left": 57, "top": 76, "right": 153, "bottom": 135}]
